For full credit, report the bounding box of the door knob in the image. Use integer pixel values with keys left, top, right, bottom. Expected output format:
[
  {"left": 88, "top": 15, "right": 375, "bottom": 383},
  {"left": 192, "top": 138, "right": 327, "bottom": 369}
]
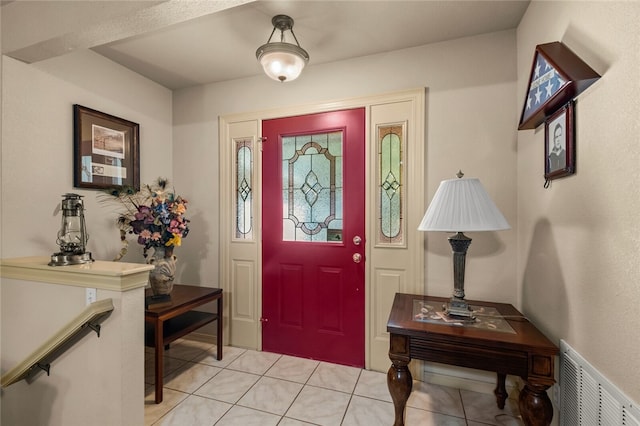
[
  {"left": 352, "top": 253, "right": 362, "bottom": 263},
  {"left": 353, "top": 235, "right": 362, "bottom": 245}
]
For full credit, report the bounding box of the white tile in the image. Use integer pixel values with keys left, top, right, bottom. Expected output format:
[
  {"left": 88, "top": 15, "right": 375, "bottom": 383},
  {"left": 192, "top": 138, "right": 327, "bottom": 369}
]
[
  {"left": 307, "top": 361, "right": 362, "bottom": 393},
  {"left": 145, "top": 356, "right": 187, "bottom": 385},
  {"left": 163, "top": 361, "right": 222, "bottom": 394},
  {"left": 165, "top": 338, "right": 214, "bottom": 361},
  {"left": 405, "top": 407, "right": 467, "bottom": 426},
  {"left": 342, "top": 395, "right": 395, "bottom": 426},
  {"left": 194, "top": 369, "right": 261, "bottom": 404},
  {"left": 237, "top": 376, "right": 303, "bottom": 415},
  {"left": 406, "top": 380, "right": 465, "bottom": 418},
  {"left": 142, "top": 346, "right": 524, "bottom": 426},
  {"left": 192, "top": 345, "right": 246, "bottom": 368},
  {"left": 460, "top": 389, "right": 523, "bottom": 425},
  {"left": 266, "top": 354, "right": 319, "bottom": 383},
  {"left": 226, "top": 349, "right": 281, "bottom": 375},
  {"left": 215, "top": 405, "right": 281, "bottom": 426},
  {"left": 467, "top": 418, "right": 524, "bottom": 426},
  {"left": 144, "top": 388, "right": 188, "bottom": 426},
  {"left": 278, "top": 418, "right": 317, "bottom": 426},
  {"left": 354, "top": 369, "right": 392, "bottom": 402},
  {"left": 154, "top": 394, "right": 231, "bottom": 425},
  {"left": 286, "top": 385, "right": 351, "bottom": 426}
]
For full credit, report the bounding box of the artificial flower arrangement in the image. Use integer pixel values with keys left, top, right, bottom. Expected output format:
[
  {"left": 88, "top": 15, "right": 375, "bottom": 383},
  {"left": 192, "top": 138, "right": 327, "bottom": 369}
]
[{"left": 101, "top": 178, "right": 190, "bottom": 261}]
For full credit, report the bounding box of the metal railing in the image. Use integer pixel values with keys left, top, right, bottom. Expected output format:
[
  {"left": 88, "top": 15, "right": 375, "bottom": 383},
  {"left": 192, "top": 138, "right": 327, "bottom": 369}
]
[{"left": 1, "top": 298, "right": 114, "bottom": 388}]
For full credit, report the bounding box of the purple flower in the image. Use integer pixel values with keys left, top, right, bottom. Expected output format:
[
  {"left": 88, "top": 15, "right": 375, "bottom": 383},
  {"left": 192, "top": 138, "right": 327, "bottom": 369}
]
[
  {"left": 104, "top": 178, "right": 191, "bottom": 252},
  {"left": 134, "top": 206, "right": 155, "bottom": 224}
]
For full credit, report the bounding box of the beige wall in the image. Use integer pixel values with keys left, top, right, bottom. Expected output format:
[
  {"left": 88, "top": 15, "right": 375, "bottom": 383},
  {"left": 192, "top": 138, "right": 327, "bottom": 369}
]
[
  {"left": 6, "top": 0, "right": 639, "bottom": 415},
  {"left": 173, "top": 30, "right": 519, "bottom": 307},
  {"left": 1, "top": 51, "right": 172, "bottom": 422},
  {"left": 517, "top": 1, "right": 640, "bottom": 403},
  {"left": 1, "top": 51, "right": 173, "bottom": 263}
]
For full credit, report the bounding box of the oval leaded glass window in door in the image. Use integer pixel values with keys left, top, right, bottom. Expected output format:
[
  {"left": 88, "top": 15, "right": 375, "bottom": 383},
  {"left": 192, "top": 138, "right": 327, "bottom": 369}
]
[
  {"left": 282, "top": 131, "right": 343, "bottom": 242},
  {"left": 377, "top": 124, "right": 405, "bottom": 246},
  {"left": 235, "top": 138, "right": 253, "bottom": 240}
]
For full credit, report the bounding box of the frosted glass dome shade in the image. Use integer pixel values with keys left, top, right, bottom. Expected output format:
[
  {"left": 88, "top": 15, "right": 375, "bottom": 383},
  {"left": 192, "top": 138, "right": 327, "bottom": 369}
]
[{"left": 256, "top": 42, "right": 309, "bottom": 82}]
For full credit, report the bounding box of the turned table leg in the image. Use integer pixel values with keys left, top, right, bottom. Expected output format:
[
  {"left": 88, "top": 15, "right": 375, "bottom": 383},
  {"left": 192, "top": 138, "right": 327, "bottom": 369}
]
[
  {"left": 387, "top": 333, "right": 412, "bottom": 426},
  {"left": 388, "top": 360, "right": 412, "bottom": 426},
  {"left": 519, "top": 381, "right": 553, "bottom": 426},
  {"left": 494, "top": 372, "right": 508, "bottom": 409}
]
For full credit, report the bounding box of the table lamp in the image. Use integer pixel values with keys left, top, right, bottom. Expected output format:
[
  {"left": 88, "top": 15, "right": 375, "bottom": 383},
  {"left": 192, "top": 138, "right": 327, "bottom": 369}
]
[{"left": 418, "top": 171, "right": 510, "bottom": 320}]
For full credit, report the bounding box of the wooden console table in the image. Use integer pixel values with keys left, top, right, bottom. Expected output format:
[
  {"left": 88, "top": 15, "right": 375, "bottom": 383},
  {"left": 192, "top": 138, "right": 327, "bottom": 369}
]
[
  {"left": 145, "top": 284, "right": 223, "bottom": 403},
  {"left": 387, "top": 293, "right": 558, "bottom": 426}
]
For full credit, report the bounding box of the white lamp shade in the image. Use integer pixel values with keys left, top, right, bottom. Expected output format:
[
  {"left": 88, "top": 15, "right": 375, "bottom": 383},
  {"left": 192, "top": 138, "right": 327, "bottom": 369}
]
[
  {"left": 257, "top": 42, "right": 308, "bottom": 82},
  {"left": 418, "top": 177, "right": 510, "bottom": 232}
]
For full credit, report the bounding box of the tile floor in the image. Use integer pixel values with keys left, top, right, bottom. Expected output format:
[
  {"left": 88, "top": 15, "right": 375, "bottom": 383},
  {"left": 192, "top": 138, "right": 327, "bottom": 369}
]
[{"left": 144, "top": 338, "right": 524, "bottom": 426}]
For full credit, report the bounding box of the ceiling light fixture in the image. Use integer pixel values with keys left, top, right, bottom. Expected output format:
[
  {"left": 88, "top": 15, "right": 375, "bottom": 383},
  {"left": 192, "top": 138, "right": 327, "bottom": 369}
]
[{"left": 256, "top": 14, "right": 309, "bottom": 83}]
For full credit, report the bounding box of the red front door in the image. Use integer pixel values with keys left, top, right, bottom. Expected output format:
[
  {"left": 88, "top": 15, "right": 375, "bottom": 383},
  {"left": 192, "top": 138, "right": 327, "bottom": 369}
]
[{"left": 262, "top": 108, "right": 365, "bottom": 367}]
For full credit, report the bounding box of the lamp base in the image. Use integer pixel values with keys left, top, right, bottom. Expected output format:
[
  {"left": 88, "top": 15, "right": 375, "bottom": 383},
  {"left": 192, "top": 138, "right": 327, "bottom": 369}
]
[
  {"left": 49, "top": 252, "right": 93, "bottom": 266},
  {"left": 443, "top": 297, "right": 476, "bottom": 321}
]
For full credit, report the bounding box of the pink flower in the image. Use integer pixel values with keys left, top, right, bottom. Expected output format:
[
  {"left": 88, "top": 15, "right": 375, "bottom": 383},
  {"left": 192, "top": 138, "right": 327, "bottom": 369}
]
[{"left": 168, "top": 218, "right": 185, "bottom": 234}]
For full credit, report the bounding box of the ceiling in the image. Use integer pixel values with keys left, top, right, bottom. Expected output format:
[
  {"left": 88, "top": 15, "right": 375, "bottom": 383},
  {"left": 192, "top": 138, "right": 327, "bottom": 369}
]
[{"left": 2, "top": 0, "right": 530, "bottom": 90}]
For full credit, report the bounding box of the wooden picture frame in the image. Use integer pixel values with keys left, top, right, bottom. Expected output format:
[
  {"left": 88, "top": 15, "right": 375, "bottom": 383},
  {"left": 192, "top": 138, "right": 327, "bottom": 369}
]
[
  {"left": 544, "top": 101, "right": 575, "bottom": 182},
  {"left": 73, "top": 104, "right": 140, "bottom": 190}
]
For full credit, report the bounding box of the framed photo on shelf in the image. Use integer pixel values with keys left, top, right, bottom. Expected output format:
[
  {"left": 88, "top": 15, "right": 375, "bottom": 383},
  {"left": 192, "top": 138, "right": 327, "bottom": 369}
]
[
  {"left": 73, "top": 104, "right": 140, "bottom": 190},
  {"left": 544, "top": 101, "right": 575, "bottom": 182}
]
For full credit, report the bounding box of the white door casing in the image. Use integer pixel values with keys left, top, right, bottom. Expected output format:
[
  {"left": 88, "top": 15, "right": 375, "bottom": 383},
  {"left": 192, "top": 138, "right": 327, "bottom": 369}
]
[{"left": 219, "top": 88, "right": 426, "bottom": 372}]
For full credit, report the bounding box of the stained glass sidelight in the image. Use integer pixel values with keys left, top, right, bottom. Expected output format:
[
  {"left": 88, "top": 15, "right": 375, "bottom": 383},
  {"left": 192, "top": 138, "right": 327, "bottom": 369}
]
[
  {"left": 235, "top": 138, "right": 253, "bottom": 239},
  {"left": 378, "top": 125, "right": 404, "bottom": 245},
  {"left": 282, "top": 132, "right": 343, "bottom": 242}
]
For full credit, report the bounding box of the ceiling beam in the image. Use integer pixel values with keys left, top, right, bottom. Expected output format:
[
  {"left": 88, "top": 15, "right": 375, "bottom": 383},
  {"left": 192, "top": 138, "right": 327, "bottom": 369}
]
[{"left": 3, "top": 0, "right": 255, "bottom": 63}]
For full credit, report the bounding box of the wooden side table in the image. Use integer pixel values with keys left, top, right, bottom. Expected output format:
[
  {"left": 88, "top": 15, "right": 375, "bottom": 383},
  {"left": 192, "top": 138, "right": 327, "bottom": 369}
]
[
  {"left": 387, "top": 293, "right": 558, "bottom": 426},
  {"left": 145, "top": 284, "right": 223, "bottom": 403}
]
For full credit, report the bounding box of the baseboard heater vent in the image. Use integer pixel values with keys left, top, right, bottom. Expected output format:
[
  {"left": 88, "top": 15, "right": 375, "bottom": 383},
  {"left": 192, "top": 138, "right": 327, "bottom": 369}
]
[{"left": 560, "top": 340, "right": 640, "bottom": 425}]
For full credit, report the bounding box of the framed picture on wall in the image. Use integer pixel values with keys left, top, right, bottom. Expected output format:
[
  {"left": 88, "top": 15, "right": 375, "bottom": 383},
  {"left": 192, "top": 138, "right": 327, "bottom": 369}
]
[
  {"left": 73, "top": 104, "right": 140, "bottom": 190},
  {"left": 544, "top": 101, "right": 575, "bottom": 183}
]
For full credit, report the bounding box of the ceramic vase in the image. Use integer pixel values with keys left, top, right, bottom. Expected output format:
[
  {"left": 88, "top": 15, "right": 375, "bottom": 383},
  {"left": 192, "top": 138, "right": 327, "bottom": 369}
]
[{"left": 148, "top": 246, "right": 176, "bottom": 296}]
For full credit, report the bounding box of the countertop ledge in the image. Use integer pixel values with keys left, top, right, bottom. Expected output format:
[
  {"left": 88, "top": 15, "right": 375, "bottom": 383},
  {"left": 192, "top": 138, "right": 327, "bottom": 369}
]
[{"left": 1, "top": 256, "right": 154, "bottom": 291}]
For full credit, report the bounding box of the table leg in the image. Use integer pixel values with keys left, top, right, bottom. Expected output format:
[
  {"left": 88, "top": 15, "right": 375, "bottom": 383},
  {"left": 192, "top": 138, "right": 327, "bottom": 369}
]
[
  {"left": 518, "top": 381, "right": 553, "bottom": 426},
  {"left": 388, "top": 360, "right": 412, "bottom": 426},
  {"left": 154, "top": 318, "right": 164, "bottom": 404},
  {"left": 388, "top": 334, "right": 412, "bottom": 426},
  {"left": 494, "top": 372, "right": 508, "bottom": 409},
  {"left": 216, "top": 294, "right": 223, "bottom": 361}
]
